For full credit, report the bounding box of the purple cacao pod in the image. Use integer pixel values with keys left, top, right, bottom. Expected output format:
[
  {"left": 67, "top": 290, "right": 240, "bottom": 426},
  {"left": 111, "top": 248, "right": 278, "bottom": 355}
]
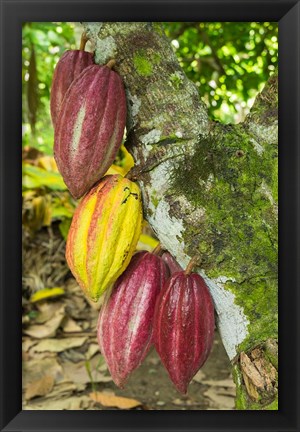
[
  {"left": 50, "top": 50, "right": 94, "bottom": 127},
  {"left": 161, "top": 251, "right": 183, "bottom": 274},
  {"left": 97, "top": 251, "right": 169, "bottom": 388},
  {"left": 154, "top": 271, "right": 215, "bottom": 394},
  {"left": 54, "top": 64, "right": 127, "bottom": 199}
]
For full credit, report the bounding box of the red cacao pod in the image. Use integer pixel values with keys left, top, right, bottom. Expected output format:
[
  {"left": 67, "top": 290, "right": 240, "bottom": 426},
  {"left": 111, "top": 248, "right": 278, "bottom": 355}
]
[
  {"left": 154, "top": 271, "right": 215, "bottom": 394},
  {"left": 161, "top": 251, "right": 183, "bottom": 274},
  {"left": 54, "top": 64, "right": 127, "bottom": 199},
  {"left": 50, "top": 50, "right": 94, "bottom": 127},
  {"left": 97, "top": 251, "right": 170, "bottom": 388}
]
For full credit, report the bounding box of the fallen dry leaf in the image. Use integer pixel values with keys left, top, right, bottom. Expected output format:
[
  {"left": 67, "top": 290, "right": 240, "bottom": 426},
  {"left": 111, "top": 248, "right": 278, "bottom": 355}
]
[
  {"left": 62, "top": 317, "right": 82, "bottom": 333},
  {"left": 204, "top": 387, "right": 235, "bottom": 410},
  {"left": 22, "top": 351, "right": 30, "bottom": 362},
  {"left": 63, "top": 295, "right": 89, "bottom": 320},
  {"left": 61, "top": 355, "right": 112, "bottom": 385},
  {"left": 22, "top": 337, "right": 39, "bottom": 352},
  {"left": 43, "top": 381, "right": 81, "bottom": 399},
  {"left": 172, "top": 398, "right": 185, "bottom": 406},
  {"left": 35, "top": 302, "right": 65, "bottom": 324},
  {"left": 201, "top": 377, "right": 236, "bottom": 389},
  {"left": 32, "top": 337, "right": 87, "bottom": 353},
  {"left": 30, "top": 287, "right": 65, "bottom": 303},
  {"left": 60, "top": 348, "right": 87, "bottom": 363},
  {"left": 25, "top": 375, "right": 54, "bottom": 400},
  {"left": 64, "top": 278, "right": 82, "bottom": 295},
  {"left": 23, "top": 395, "right": 94, "bottom": 410},
  {"left": 23, "top": 305, "right": 66, "bottom": 338},
  {"left": 26, "top": 350, "right": 57, "bottom": 361},
  {"left": 89, "top": 392, "right": 142, "bottom": 409},
  {"left": 192, "top": 370, "right": 206, "bottom": 383},
  {"left": 22, "top": 357, "right": 64, "bottom": 388},
  {"left": 216, "top": 387, "right": 236, "bottom": 397},
  {"left": 86, "top": 343, "right": 100, "bottom": 360}
]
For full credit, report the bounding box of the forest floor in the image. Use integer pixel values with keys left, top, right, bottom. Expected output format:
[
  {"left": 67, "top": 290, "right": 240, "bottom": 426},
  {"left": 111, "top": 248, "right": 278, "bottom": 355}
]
[{"left": 22, "top": 225, "right": 236, "bottom": 411}]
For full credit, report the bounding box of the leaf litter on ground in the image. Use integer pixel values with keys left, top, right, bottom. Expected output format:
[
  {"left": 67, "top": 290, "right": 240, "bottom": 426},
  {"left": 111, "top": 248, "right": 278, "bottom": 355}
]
[{"left": 89, "top": 391, "right": 142, "bottom": 410}]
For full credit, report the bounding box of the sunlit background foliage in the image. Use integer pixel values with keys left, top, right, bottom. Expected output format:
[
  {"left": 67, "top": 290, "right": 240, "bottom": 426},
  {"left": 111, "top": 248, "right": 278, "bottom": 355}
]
[
  {"left": 22, "top": 23, "right": 77, "bottom": 154},
  {"left": 163, "top": 22, "right": 278, "bottom": 123},
  {"left": 22, "top": 22, "right": 278, "bottom": 154}
]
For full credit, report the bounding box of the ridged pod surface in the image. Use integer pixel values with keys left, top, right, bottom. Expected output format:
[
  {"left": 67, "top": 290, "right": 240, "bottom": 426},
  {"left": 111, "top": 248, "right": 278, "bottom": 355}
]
[
  {"left": 154, "top": 272, "right": 215, "bottom": 394},
  {"left": 66, "top": 175, "right": 143, "bottom": 301},
  {"left": 54, "top": 64, "right": 127, "bottom": 199},
  {"left": 161, "top": 251, "right": 183, "bottom": 274},
  {"left": 50, "top": 50, "right": 94, "bottom": 128},
  {"left": 97, "top": 251, "right": 170, "bottom": 387}
]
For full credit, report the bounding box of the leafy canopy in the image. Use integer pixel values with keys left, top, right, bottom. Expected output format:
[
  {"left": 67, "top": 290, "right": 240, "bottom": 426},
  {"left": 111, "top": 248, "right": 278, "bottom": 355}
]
[{"left": 22, "top": 22, "right": 278, "bottom": 154}]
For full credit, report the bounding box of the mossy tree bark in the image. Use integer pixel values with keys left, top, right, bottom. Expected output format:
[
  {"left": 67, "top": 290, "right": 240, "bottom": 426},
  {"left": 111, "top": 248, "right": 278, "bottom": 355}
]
[{"left": 83, "top": 22, "right": 278, "bottom": 409}]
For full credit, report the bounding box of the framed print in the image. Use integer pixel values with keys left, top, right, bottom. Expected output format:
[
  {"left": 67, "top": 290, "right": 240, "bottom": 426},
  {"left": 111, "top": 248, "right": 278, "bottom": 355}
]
[{"left": 0, "top": 0, "right": 299, "bottom": 431}]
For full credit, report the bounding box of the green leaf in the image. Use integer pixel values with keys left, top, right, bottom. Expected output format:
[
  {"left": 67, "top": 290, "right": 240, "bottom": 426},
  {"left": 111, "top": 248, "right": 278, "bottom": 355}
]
[
  {"left": 52, "top": 206, "right": 74, "bottom": 219},
  {"left": 59, "top": 218, "right": 72, "bottom": 240},
  {"left": 22, "top": 163, "right": 67, "bottom": 191}
]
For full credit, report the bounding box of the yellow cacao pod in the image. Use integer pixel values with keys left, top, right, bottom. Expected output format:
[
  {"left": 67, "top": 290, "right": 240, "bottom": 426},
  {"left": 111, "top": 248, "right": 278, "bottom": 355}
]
[{"left": 66, "top": 175, "right": 143, "bottom": 301}]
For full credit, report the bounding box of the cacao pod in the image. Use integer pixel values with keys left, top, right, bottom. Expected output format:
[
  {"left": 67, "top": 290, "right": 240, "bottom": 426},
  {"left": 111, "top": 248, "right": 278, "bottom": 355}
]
[
  {"left": 54, "top": 64, "right": 127, "bottom": 199},
  {"left": 97, "top": 251, "right": 169, "bottom": 388},
  {"left": 66, "top": 175, "right": 143, "bottom": 301},
  {"left": 50, "top": 50, "right": 94, "bottom": 127},
  {"left": 161, "top": 251, "right": 183, "bottom": 274},
  {"left": 154, "top": 271, "right": 215, "bottom": 393}
]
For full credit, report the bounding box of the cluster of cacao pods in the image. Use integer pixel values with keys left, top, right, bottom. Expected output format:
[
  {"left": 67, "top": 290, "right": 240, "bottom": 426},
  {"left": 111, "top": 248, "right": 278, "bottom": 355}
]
[
  {"left": 51, "top": 33, "right": 143, "bottom": 301},
  {"left": 97, "top": 249, "right": 215, "bottom": 394},
  {"left": 51, "top": 33, "right": 215, "bottom": 394}
]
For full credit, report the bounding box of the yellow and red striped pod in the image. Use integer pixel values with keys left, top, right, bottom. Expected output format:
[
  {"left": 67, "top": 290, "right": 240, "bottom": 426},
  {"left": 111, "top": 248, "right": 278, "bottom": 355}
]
[{"left": 66, "top": 175, "right": 143, "bottom": 301}]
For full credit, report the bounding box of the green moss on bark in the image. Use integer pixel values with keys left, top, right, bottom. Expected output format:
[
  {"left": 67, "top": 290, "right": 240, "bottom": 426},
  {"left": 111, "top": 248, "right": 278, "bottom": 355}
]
[
  {"left": 151, "top": 193, "right": 159, "bottom": 208},
  {"left": 169, "top": 123, "right": 278, "bottom": 352},
  {"left": 264, "top": 398, "right": 278, "bottom": 410},
  {"left": 232, "top": 365, "right": 249, "bottom": 410},
  {"left": 133, "top": 52, "right": 153, "bottom": 76},
  {"left": 133, "top": 50, "right": 161, "bottom": 77}
]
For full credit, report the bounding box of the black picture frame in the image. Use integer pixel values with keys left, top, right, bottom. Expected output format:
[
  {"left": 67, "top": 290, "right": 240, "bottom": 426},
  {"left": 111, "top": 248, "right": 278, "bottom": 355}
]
[{"left": 1, "top": 1, "right": 299, "bottom": 431}]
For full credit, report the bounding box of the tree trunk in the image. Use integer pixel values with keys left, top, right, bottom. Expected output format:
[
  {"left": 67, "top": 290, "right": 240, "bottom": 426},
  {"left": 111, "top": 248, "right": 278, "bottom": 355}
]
[{"left": 83, "top": 22, "right": 278, "bottom": 410}]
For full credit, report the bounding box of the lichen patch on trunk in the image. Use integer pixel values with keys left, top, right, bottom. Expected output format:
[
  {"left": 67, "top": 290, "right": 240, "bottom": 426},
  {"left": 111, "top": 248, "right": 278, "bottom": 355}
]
[{"left": 203, "top": 276, "right": 250, "bottom": 360}]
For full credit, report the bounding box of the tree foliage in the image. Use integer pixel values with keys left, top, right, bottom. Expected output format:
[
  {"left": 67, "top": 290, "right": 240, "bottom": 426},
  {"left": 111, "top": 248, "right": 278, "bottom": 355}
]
[
  {"left": 22, "top": 22, "right": 77, "bottom": 153},
  {"left": 22, "top": 22, "right": 278, "bottom": 153},
  {"left": 163, "top": 22, "right": 278, "bottom": 122}
]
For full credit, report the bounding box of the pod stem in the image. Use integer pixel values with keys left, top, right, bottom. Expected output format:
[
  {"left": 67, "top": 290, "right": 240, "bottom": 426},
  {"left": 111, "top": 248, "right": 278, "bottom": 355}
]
[
  {"left": 125, "top": 167, "right": 141, "bottom": 181},
  {"left": 106, "top": 59, "right": 116, "bottom": 69},
  {"left": 184, "top": 255, "right": 201, "bottom": 275},
  {"left": 125, "top": 170, "right": 133, "bottom": 180},
  {"left": 79, "top": 32, "right": 89, "bottom": 51},
  {"left": 152, "top": 243, "right": 163, "bottom": 256}
]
